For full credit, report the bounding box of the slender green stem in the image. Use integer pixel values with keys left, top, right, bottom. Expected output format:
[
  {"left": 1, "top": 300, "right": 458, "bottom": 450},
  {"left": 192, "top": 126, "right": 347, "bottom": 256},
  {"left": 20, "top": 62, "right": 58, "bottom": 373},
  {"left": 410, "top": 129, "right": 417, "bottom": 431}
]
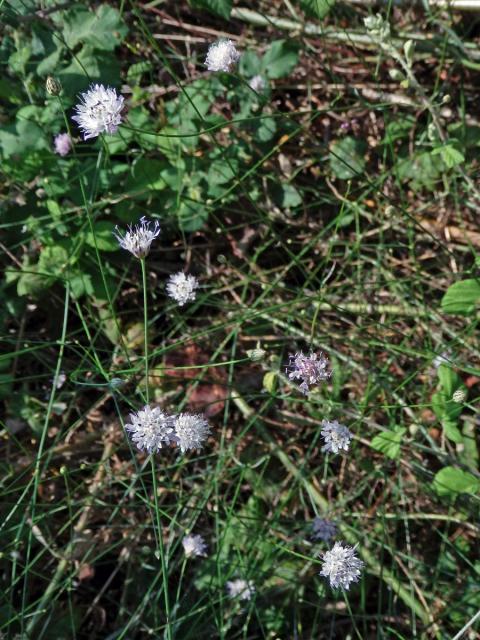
[
  {"left": 140, "top": 258, "right": 149, "bottom": 404},
  {"left": 23, "top": 283, "right": 70, "bottom": 636},
  {"left": 150, "top": 457, "right": 172, "bottom": 640}
]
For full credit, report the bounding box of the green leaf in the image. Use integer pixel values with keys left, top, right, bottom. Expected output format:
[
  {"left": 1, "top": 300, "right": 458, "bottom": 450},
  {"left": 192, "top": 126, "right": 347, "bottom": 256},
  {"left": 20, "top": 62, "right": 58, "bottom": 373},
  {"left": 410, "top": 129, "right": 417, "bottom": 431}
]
[
  {"left": 126, "top": 158, "right": 168, "bottom": 193},
  {"left": 371, "top": 427, "right": 406, "bottom": 460},
  {"left": 432, "top": 144, "right": 465, "bottom": 169},
  {"left": 85, "top": 221, "right": 119, "bottom": 252},
  {"left": 441, "top": 279, "right": 480, "bottom": 316},
  {"left": 263, "top": 371, "right": 277, "bottom": 394},
  {"left": 329, "top": 136, "right": 367, "bottom": 179},
  {"left": 271, "top": 183, "right": 302, "bottom": 209},
  {"left": 239, "top": 51, "right": 262, "bottom": 77},
  {"left": 62, "top": 5, "right": 127, "bottom": 51},
  {"left": 58, "top": 47, "right": 121, "bottom": 95},
  {"left": 190, "top": 0, "right": 232, "bottom": 19},
  {"left": 255, "top": 116, "right": 277, "bottom": 143},
  {"left": 262, "top": 40, "right": 300, "bottom": 79},
  {"left": 300, "top": 0, "right": 336, "bottom": 19},
  {"left": 433, "top": 466, "right": 480, "bottom": 497}
]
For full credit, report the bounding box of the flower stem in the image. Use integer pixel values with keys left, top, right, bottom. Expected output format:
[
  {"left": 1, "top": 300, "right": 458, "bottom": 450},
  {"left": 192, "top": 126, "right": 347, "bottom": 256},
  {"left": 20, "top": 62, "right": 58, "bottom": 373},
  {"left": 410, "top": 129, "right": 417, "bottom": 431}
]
[{"left": 140, "top": 258, "right": 149, "bottom": 404}]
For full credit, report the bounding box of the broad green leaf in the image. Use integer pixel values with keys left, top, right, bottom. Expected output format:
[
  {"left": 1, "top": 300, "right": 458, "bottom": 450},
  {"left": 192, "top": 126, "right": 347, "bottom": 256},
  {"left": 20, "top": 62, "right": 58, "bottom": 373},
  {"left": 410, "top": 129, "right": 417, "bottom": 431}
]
[
  {"left": 262, "top": 40, "right": 300, "bottom": 79},
  {"left": 432, "top": 144, "right": 465, "bottom": 169},
  {"left": 433, "top": 466, "right": 480, "bottom": 497},
  {"left": 190, "top": 0, "right": 232, "bottom": 19},
  {"left": 58, "top": 47, "right": 121, "bottom": 95},
  {"left": 177, "top": 199, "right": 208, "bottom": 231},
  {"left": 126, "top": 158, "right": 168, "bottom": 193},
  {"left": 371, "top": 427, "right": 406, "bottom": 460},
  {"left": 239, "top": 51, "right": 262, "bottom": 77},
  {"left": 263, "top": 371, "right": 277, "bottom": 394},
  {"left": 62, "top": 5, "right": 127, "bottom": 51},
  {"left": 441, "top": 279, "right": 480, "bottom": 316},
  {"left": 329, "top": 136, "right": 366, "bottom": 179},
  {"left": 271, "top": 183, "right": 302, "bottom": 209},
  {"left": 300, "top": 0, "right": 336, "bottom": 19},
  {"left": 85, "top": 221, "right": 119, "bottom": 252}
]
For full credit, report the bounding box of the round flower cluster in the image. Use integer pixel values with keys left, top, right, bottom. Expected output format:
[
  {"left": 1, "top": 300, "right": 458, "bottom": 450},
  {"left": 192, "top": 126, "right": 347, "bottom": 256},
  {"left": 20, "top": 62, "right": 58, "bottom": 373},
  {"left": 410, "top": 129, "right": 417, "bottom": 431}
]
[
  {"left": 205, "top": 39, "right": 240, "bottom": 72},
  {"left": 286, "top": 350, "right": 331, "bottom": 395},
  {"left": 72, "top": 83, "right": 124, "bottom": 140},
  {"left": 125, "top": 405, "right": 211, "bottom": 454},
  {"left": 182, "top": 534, "right": 208, "bottom": 559},
  {"left": 319, "top": 542, "right": 364, "bottom": 590}
]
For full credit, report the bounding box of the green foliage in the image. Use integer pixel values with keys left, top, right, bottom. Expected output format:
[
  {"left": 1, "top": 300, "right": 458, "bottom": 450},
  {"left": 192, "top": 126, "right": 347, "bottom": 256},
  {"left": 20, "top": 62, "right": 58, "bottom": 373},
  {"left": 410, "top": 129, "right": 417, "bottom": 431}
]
[
  {"left": 61, "top": 5, "right": 127, "bottom": 51},
  {"left": 431, "top": 143, "right": 465, "bottom": 169},
  {"left": 300, "top": 0, "right": 336, "bottom": 18},
  {"left": 432, "top": 365, "right": 466, "bottom": 443},
  {"left": 371, "top": 427, "right": 406, "bottom": 460},
  {"left": 190, "top": 0, "right": 232, "bottom": 19},
  {"left": 329, "top": 136, "right": 367, "bottom": 179},
  {"left": 433, "top": 466, "right": 480, "bottom": 497},
  {"left": 441, "top": 279, "right": 480, "bottom": 315},
  {"left": 262, "top": 40, "right": 300, "bottom": 79}
]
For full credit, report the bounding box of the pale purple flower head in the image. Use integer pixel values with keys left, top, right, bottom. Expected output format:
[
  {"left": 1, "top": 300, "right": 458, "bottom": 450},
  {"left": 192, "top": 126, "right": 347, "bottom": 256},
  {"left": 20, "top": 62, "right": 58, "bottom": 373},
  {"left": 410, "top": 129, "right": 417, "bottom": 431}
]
[
  {"left": 320, "top": 542, "right": 364, "bottom": 590},
  {"left": 125, "top": 405, "right": 174, "bottom": 453},
  {"left": 173, "top": 413, "right": 211, "bottom": 453},
  {"left": 287, "top": 350, "right": 331, "bottom": 395},
  {"left": 320, "top": 420, "right": 352, "bottom": 454},
  {"left": 205, "top": 39, "right": 240, "bottom": 72},
  {"left": 226, "top": 578, "right": 255, "bottom": 601},
  {"left": 182, "top": 534, "right": 208, "bottom": 559},
  {"left": 53, "top": 133, "right": 72, "bottom": 156},
  {"left": 166, "top": 272, "right": 199, "bottom": 306},
  {"left": 114, "top": 216, "right": 160, "bottom": 259},
  {"left": 72, "top": 83, "right": 124, "bottom": 140},
  {"left": 312, "top": 517, "right": 337, "bottom": 542}
]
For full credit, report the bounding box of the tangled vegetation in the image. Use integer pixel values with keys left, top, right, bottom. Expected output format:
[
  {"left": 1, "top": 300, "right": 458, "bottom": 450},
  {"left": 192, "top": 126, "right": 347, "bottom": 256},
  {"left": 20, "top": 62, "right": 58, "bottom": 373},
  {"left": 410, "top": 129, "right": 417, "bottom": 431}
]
[{"left": 1, "top": 0, "right": 479, "bottom": 638}]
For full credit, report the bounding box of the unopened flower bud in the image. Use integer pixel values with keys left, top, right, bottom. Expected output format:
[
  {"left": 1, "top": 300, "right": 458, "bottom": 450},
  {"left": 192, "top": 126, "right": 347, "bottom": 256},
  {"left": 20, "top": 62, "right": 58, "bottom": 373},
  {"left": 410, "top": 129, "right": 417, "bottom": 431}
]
[
  {"left": 46, "top": 76, "right": 62, "bottom": 96},
  {"left": 389, "top": 69, "right": 404, "bottom": 82},
  {"left": 403, "top": 40, "right": 415, "bottom": 67},
  {"left": 452, "top": 389, "right": 466, "bottom": 403},
  {"left": 247, "top": 347, "right": 266, "bottom": 362}
]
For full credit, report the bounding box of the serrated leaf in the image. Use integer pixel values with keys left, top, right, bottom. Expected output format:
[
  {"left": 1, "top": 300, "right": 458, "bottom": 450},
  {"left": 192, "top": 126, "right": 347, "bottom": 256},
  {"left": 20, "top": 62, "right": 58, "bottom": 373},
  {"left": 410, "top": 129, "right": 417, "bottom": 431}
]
[
  {"left": 441, "top": 279, "right": 480, "bottom": 316},
  {"left": 433, "top": 466, "right": 480, "bottom": 497},
  {"left": 190, "top": 0, "right": 232, "bottom": 19},
  {"left": 262, "top": 40, "right": 300, "bottom": 79},
  {"left": 62, "top": 5, "right": 127, "bottom": 51},
  {"left": 432, "top": 144, "right": 465, "bottom": 169},
  {"left": 371, "top": 427, "right": 406, "bottom": 460}
]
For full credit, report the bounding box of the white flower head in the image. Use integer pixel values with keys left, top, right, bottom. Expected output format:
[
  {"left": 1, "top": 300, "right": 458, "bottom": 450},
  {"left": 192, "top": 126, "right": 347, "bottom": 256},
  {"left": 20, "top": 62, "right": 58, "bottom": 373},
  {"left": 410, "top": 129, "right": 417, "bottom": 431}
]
[
  {"left": 321, "top": 420, "right": 352, "bottom": 454},
  {"left": 125, "top": 405, "right": 174, "bottom": 453},
  {"left": 72, "top": 83, "right": 124, "bottom": 141},
  {"left": 53, "top": 133, "right": 72, "bottom": 156},
  {"left": 249, "top": 74, "right": 267, "bottom": 93},
  {"left": 174, "top": 413, "right": 211, "bottom": 453},
  {"left": 287, "top": 350, "right": 331, "bottom": 395},
  {"left": 312, "top": 517, "right": 337, "bottom": 542},
  {"left": 205, "top": 39, "right": 240, "bottom": 72},
  {"left": 114, "top": 216, "right": 160, "bottom": 259},
  {"left": 226, "top": 578, "right": 255, "bottom": 601},
  {"left": 182, "top": 534, "right": 208, "bottom": 559},
  {"left": 166, "top": 272, "right": 199, "bottom": 306},
  {"left": 320, "top": 542, "right": 364, "bottom": 590}
]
